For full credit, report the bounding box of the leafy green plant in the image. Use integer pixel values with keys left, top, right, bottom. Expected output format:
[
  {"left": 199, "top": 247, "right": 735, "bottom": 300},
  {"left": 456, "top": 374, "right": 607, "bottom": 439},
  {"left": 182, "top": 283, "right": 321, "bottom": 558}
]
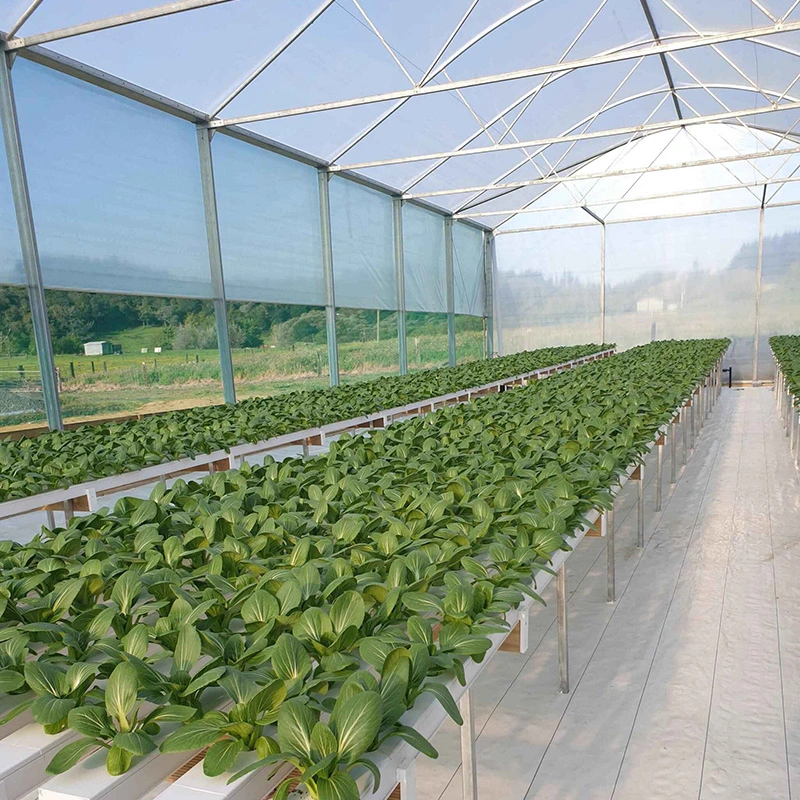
[
  {"left": 0, "top": 344, "right": 609, "bottom": 501},
  {"left": 0, "top": 339, "right": 727, "bottom": 790}
]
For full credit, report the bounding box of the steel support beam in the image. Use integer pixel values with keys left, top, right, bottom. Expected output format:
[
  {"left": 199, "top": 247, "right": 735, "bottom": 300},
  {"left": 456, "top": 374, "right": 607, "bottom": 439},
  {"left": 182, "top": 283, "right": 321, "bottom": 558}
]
[
  {"left": 599, "top": 222, "right": 606, "bottom": 344},
  {"left": 336, "top": 99, "right": 800, "bottom": 173},
  {"left": 209, "top": 20, "right": 800, "bottom": 128},
  {"left": 445, "top": 216, "right": 456, "bottom": 367},
  {"left": 753, "top": 187, "right": 767, "bottom": 384},
  {"left": 6, "top": 0, "right": 234, "bottom": 50},
  {"left": 393, "top": 198, "right": 408, "bottom": 375},
  {"left": 196, "top": 126, "right": 236, "bottom": 405},
  {"left": 209, "top": 0, "right": 335, "bottom": 117},
  {"left": 0, "top": 51, "right": 62, "bottom": 429},
  {"left": 458, "top": 689, "right": 478, "bottom": 800},
  {"left": 410, "top": 141, "right": 800, "bottom": 201},
  {"left": 318, "top": 170, "right": 339, "bottom": 386},
  {"left": 605, "top": 508, "right": 615, "bottom": 603},
  {"left": 485, "top": 233, "right": 496, "bottom": 357},
  {"left": 557, "top": 563, "right": 569, "bottom": 693}
]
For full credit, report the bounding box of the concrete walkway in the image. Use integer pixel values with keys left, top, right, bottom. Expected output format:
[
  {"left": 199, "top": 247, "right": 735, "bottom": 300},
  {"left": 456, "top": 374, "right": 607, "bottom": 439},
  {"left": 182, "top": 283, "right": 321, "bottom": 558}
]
[{"left": 417, "top": 387, "right": 800, "bottom": 800}]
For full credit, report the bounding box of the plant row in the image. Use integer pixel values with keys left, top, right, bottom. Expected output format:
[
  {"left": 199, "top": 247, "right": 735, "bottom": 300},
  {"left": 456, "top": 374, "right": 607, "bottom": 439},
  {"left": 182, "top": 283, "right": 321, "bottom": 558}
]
[
  {"left": 770, "top": 335, "right": 800, "bottom": 403},
  {"left": 0, "top": 343, "right": 609, "bottom": 503},
  {"left": 0, "top": 339, "right": 726, "bottom": 800}
]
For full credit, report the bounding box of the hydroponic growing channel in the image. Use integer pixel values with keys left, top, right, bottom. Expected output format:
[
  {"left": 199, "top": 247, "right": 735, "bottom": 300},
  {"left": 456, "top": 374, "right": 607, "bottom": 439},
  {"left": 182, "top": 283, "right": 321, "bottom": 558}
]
[{"left": 0, "top": 339, "right": 726, "bottom": 800}]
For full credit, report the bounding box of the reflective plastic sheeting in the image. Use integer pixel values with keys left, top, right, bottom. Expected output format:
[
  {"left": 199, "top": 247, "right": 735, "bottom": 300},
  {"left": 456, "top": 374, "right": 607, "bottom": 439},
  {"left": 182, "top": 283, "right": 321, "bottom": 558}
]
[
  {"left": 452, "top": 222, "right": 485, "bottom": 316},
  {"left": 494, "top": 226, "right": 602, "bottom": 354},
  {"left": 403, "top": 203, "right": 447, "bottom": 314},
  {"left": 756, "top": 204, "right": 800, "bottom": 382},
  {"left": 214, "top": 133, "right": 325, "bottom": 306},
  {"left": 329, "top": 177, "right": 395, "bottom": 311},
  {"left": 13, "top": 60, "right": 212, "bottom": 298},
  {"left": 605, "top": 210, "right": 759, "bottom": 379}
]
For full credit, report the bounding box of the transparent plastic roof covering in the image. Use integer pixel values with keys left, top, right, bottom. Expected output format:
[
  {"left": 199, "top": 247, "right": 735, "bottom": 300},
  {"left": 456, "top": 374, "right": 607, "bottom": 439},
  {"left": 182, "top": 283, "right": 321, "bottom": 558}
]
[{"left": 5, "top": 0, "right": 800, "bottom": 230}]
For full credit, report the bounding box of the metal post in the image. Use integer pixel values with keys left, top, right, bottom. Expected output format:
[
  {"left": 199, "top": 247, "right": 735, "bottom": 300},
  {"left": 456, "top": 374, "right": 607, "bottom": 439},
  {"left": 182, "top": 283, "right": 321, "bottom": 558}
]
[
  {"left": 519, "top": 605, "right": 530, "bottom": 654},
  {"left": 393, "top": 197, "right": 408, "bottom": 375},
  {"left": 605, "top": 508, "right": 615, "bottom": 603},
  {"left": 682, "top": 404, "right": 689, "bottom": 465},
  {"left": 0, "top": 51, "right": 62, "bottom": 429},
  {"left": 318, "top": 169, "right": 339, "bottom": 386},
  {"left": 637, "top": 465, "right": 645, "bottom": 547},
  {"left": 397, "top": 761, "right": 416, "bottom": 800},
  {"left": 752, "top": 193, "right": 766, "bottom": 385},
  {"left": 485, "top": 233, "right": 497, "bottom": 357},
  {"left": 599, "top": 222, "right": 606, "bottom": 343},
  {"left": 196, "top": 126, "right": 236, "bottom": 405},
  {"left": 445, "top": 216, "right": 456, "bottom": 367},
  {"left": 670, "top": 418, "right": 678, "bottom": 484},
  {"left": 656, "top": 440, "right": 663, "bottom": 512},
  {"left": 557, "top": 563, "right": 569, "bottom": 692},
  {"left": 458, "top": 689, "right": 478, "bottom": 800}
]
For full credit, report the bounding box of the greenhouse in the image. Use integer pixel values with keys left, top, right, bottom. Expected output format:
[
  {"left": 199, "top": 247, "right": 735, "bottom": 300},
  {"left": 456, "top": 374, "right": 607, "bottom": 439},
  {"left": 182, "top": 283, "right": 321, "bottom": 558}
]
[{"left": 0, "top": 1, "right": 799, "bottom": 799}]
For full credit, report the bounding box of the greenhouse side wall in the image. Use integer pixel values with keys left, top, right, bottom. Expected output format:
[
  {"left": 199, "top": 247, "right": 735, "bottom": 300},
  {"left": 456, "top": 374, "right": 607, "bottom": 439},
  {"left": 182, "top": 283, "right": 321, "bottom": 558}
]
[
  {"left": 494, "top": 226, "right": 603, "bottom": 354},
  {"left": 0, "top": 55, "right": 488, "bottom": 429}
]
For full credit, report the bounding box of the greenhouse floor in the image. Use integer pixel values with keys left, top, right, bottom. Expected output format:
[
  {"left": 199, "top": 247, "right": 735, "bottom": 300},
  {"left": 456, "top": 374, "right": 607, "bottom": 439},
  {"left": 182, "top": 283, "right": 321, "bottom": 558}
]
[{"left": 417, "top": 386, "right": 800, "bottom": 800}]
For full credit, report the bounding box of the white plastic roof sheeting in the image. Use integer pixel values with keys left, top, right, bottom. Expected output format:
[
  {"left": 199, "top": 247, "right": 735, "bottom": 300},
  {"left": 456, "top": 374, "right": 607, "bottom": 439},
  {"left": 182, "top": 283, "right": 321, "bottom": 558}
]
[{"left": 4, "top": 0, "right": 800, "bottom": 228}]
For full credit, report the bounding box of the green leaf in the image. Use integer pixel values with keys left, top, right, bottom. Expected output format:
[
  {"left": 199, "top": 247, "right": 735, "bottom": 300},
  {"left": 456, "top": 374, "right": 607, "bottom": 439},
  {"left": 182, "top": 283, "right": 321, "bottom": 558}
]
[
  {"left": 353, "top": 758, "right": 381, "bottom": 793},
  {"left": 421, "top": 682, "right": 462, "bottom": 725},
  {"left": 105, "top": 662, "right": 138, "bottom": 728},
  {"left": 316, "top": 771, "right": 360, "bottom": 800},
  {"left": 272, "top": 634, "right": 312, "bottom": 681},
  {"left": 310, "top": 721, "right": 338, "bottom": 759},
  {"left": 68, "top": 705, "right": 113, "bottom": 738},
  {"left": 145, "top": 705, "right": 198, "bottom": 724},
  {"left": 203, "top": 739, "right": 244, "bottom": 777},
  {"left": 0, "top": 669, "right": 25, "bottom": 693},
  {"left": 392, "top": 724, "right": 438, "bottom": 759},
  {"left": 248, "top": 679, "right": 286, "bottom": 722},
  {"left": 24, "top": 662, "right": 65, "bottom": 698},
  {"left": 106, "top": 744, "right": 134, "bottom": 776},
  {"left": 182, "top": 666, "right": 226, "bottom": 698},
  {"left": 240, "top": 590, "right": 279, "bottom": 625},
  {"left": 47, "top": 737, "right": 98, "bottom": 775},
  {"left": 50, "top": 578, "right": 85, "bottom": 620},
  {"left": 276, "top": 699, "right": 316, "bottom": 760},
  {"left": 293, "top": 607, "right": 333, "bottom": 643},
  {"left": 31, "top": 696, "right": 75, "bottom": 726},
  {"left": 401, "top": 592, "right": 444, "bottom": 615},
  {"left": 122, "top": 625, "right": 149, "bottom": 659},
  {"left": 115, "top": 730, "right": 156, "bottom": 756},
  {"left": 172, "top": 625, "right": 201, "bottom": 674},
  {"left": 64, "top": 662, "right": 98, "bottom": 693},
  {"left": 88, "top": 607, "right": 116, "bottom": 639},
  {"left": 111, "top": 571, "right": 142, "bottom": 616},
  {"left": 329, "top": 591, "right": 365, "bottom": 635},
  {"left": 160, "top": 719, "right": 223, "bottom": 753},
  {"left": 329, "top": 691, "right": 381, "bottom": 764}
]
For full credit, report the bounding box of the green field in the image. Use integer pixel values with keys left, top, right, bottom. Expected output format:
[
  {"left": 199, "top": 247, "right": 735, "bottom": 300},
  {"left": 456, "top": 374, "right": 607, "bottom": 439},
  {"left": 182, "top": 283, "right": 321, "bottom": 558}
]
[{"left": 0, "top": 330, "right": 485, "bottom": 430}]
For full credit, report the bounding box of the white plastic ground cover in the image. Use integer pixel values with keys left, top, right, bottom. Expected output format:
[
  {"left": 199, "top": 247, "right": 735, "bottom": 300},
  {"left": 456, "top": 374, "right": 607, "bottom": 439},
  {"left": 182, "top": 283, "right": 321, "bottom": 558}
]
[
  {"left": 0, "top": 350, "right": 615, "bottom": 522},
  {"left": 0, "top": 358, "right": 719, "bottom": 800}
]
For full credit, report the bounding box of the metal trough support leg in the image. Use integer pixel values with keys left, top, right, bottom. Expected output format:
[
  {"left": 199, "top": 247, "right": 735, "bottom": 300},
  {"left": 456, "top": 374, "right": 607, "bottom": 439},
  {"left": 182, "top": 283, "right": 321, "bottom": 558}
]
[
  {"left": 637, "top": 465, "right": 645, "bottom": 548},
  {"left": 63, "top": 498, "right": 74, "bottom": 524},
  {"left": 605, "top": 508, "right": 615, "bottom": 603},
  {"left": 302, "top": 439, "right": 309, "bottom": 458},
  {"left": 459, "top": 689, "right": 478, "bottom": 800},
  {"left": 519, "top": 605, "right": 530, "bottom": 654},
  {"left": 655, "top": 442, "right": 663, "bottom": 512},
  {"left": 670, "top": 420, "right": 677, "bottom": 484},
  {"left": 682, "top": 406, "right": 688, "bottom": 466},
  {"left": 45, "top": 509, "right": 56, "bottom": 529},
  {"left": 557, "top": 563, "right": 569, "bottom": 693},
  {"left": 397, "top": 761, "right": 416, "bottom": 800}
]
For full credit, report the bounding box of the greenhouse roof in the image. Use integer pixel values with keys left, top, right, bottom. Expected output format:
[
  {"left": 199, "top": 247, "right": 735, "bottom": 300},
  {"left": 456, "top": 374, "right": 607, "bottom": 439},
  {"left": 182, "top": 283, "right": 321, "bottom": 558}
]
[{"left": 3, "top": 0, "right": 800, "bottom": 229}]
